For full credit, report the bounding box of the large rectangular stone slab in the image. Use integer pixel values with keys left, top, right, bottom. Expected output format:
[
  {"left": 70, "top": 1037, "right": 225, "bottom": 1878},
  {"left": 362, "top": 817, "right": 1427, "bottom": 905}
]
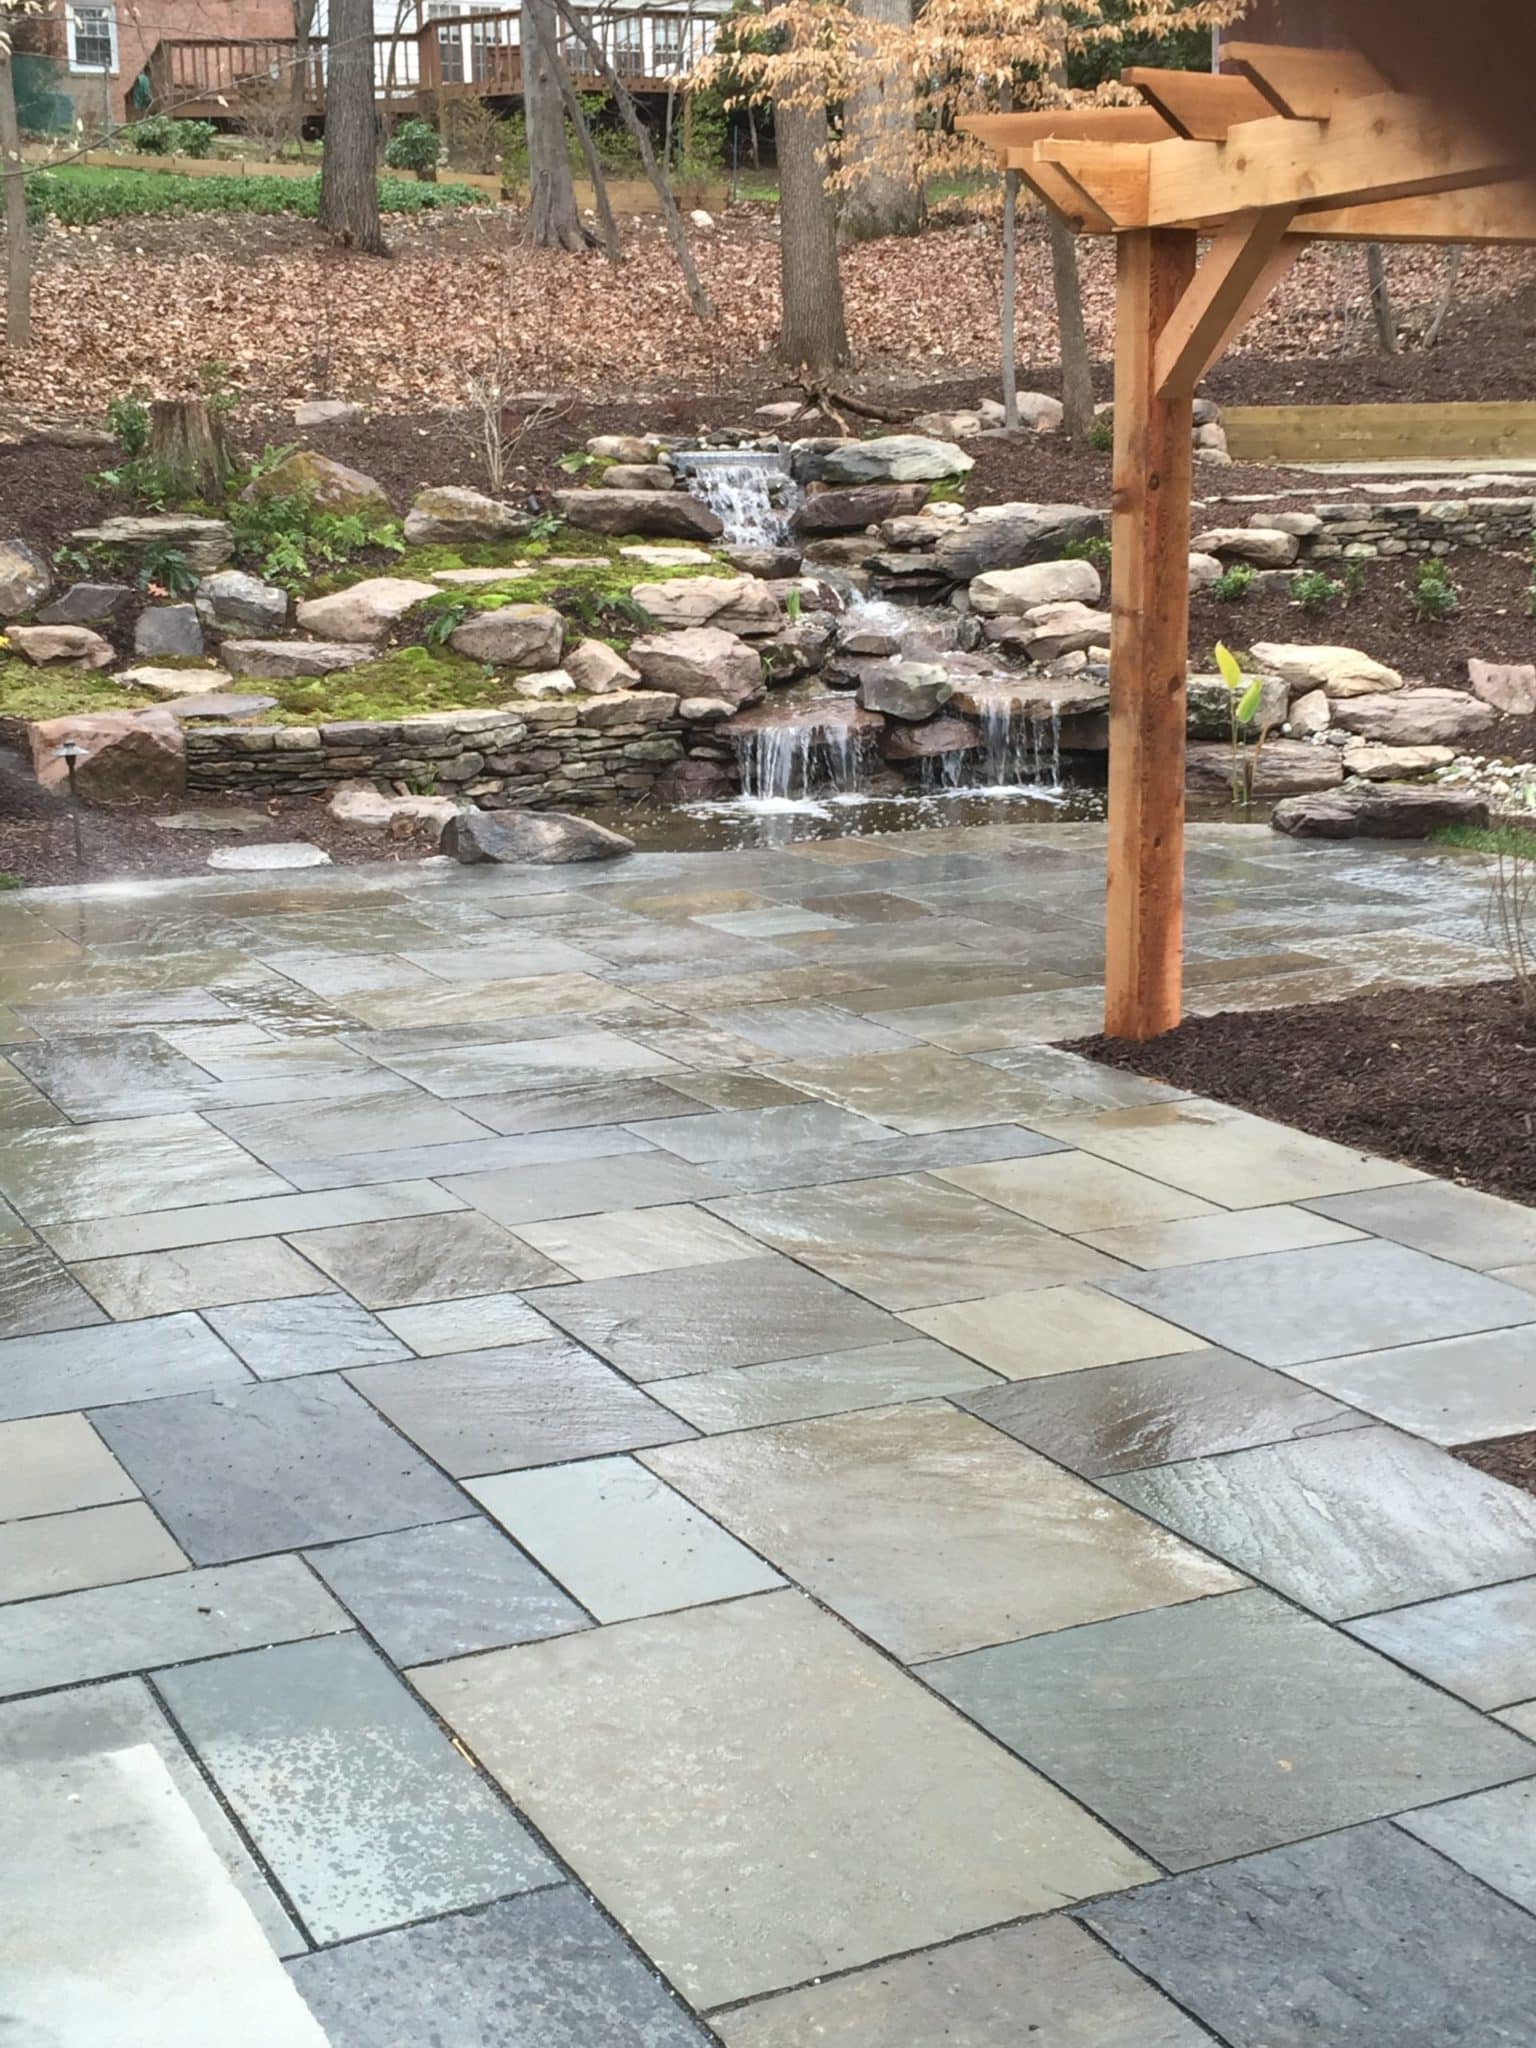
[
  {"left": 73, "top": 1237, "right": 331, "bottom": 1320},
  {"left": 371, "top": 1029, "right": 684, "bottom": 1098},
  {"left": 529, "top": 1254, "right": 903, "bottom": 1379},
  {"left": 375, "top": 1292, "right": 556, "bottom": 1355},
  {"left": 1106, "top": 1426, "right": 1536, "bottom": 1619},
  {"left": 713, "top": 1917, "right": 1209, "bottom": 2048},
  {"left": 1397, "top": 1780, "right": 1536, "bottom": 1914},
  {"left": 41, "top": 1179, "right": 466, "bottom": 1262},
  {"left": 936, "top": 1152, "right": 1217, "bottom": 1234},
  {"left": 306, "top": 1517, "right": 588, "bottom": 1664},
  {"left": 1306, "top": 1178, "right": 1536, "bottom": 1271},
  {"left": 1292, "top": 1325, "right": 1536, "bottom": 1443},
  {"left": 0, "top": 1240, "right": 108, "bottom": 1338},
  {"left": 645, "top": 1403, "right": 1240, "bottom": 1661},
  {"left": 471, "top": 1456, "right": 784, "bottom": 1621},
  {"left": 289, "top": 1211, "right": 568, "bottom": 1308},
  {"left": 511, "top": 1202, "right": 760, "bottom": 1281},
  {"left": 443, "top": 1154, "right": 729, "bottom": 1227},
  {"left": 1104, "top": 1239, "right": 1536, "bottom": 1368},
  {"left": 0, "top": 1746, "right": 329, "bottom": 2046},
  {"left": 710, "top": 1179, "right": 1118, "bottom": 1313},
  {"left": 157, "top": 1633, "right": 556, "bottom": 1943},
  {"left": 904, "top": 1285, "right": 1200, "bottom": 1378},
  {"left": 91, "top": 1376, "right": 467, "bottom": 1564},
  {"left": 412, "top": 1591, "right": 1154, "bottom": 2009},
  {"left": 959, "top": 1348, "right": 1361, "bottom": 1476},
  {"left": 1345, "top": 1577, "right": 1536, "bottom": 1709},
  {"left": 0, "top": 1111, "right": 288, "bottom": 1225},
  {"left": 0, "top": 1412, "right": 136, "bottom": 1519},
  {"left": 0, "top": 1676, "right": 302, "bottom": 1955},
  {"left": 0, "top": 1312, "right": 249, "bottom": 1419},
  {"left": 287, "top": 1887, "right": 715, "bottom": 2047},
  {"left": 276, "top": 1120, "right": 657, "bottom": 1192},
  {"left": 348, "top": 1340, "right": 694, "bottom": 1475},
  {"left": 1076, "top": 1202, "right": 1367, "bottom": 1269},
  {"left": 648, "top": 1338, "right": 999, "bottom": 1432},
  {"left": 929, "top": 1588, "right": 1536, "bottom": 1870},
  {"left": 760, "top": 1045, "right": 1064, "bottom": 1134},
  {"left": 0, "top": 1500, "right": 186, "bottom": 1602},
  {"left": 628, "top": 1101, "right": 895, "bottom": 1165},
  {"left": 204, "top": 1090, "right": 496, "bottom": 1164},
  {"left": 1080, "top": 1822, "right": 1536, "bottom": 2048},
  {"left": 202, "top": 1291, "right": 412, "bottom": 1377},
  {"left": 0, "top": 1556, "right": 349, "bottom": 1697}
]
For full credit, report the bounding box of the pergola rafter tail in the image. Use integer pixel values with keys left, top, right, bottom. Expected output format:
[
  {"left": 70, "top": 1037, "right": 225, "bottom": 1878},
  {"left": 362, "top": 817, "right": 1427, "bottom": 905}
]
[{"left": 964, "top": 47, "right": 1536, "bottom": 1040}]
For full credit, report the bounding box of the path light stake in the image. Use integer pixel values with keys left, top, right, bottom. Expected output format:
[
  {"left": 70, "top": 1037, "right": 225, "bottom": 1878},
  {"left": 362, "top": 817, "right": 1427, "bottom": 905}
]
[
  {"left": 52, "top": 740, "right": 84, "bottom": 872},
  {"left": 960, "top": 42, "right": 1536, "bottom": 1039}
]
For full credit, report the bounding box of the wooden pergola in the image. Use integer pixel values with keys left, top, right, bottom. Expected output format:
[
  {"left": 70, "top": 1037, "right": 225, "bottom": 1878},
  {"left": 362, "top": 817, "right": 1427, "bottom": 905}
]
[{"left": 962, "top": 44, "right": 1536, "bottom": 1040}]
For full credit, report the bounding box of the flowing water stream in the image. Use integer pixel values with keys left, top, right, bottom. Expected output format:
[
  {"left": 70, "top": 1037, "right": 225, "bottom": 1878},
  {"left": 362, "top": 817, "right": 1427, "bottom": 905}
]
[{"left": 672, "top": 449, "right": 801, "bottom": 547}]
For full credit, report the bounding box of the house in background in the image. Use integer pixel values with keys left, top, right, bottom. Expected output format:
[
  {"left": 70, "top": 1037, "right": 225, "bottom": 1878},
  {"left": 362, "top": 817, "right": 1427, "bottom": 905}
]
[{"left": 14, "top": 0, "right": 292, "bottom": 131}]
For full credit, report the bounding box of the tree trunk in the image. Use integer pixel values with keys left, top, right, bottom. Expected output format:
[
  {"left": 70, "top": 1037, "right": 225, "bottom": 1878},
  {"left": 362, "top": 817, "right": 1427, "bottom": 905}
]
[
  {"left": 525, "top": 0, "right": 614, "bottom": 258},
  {"left": 523, "top": 0, "right": 588, "bottom": 251},
  {"left": 1044, "top": 15, "right": 1093, "bottom": 438},
  {"left": 318, "top": 0, "right": 385, "bottom": 254},
  {"left": 840, "top": 0, "right": 924, "bottom": 242},
  {"left": 1422, "top": 245, "right": 1464, "bottom": 349},
  {"left": 775, "top": 77, "right": 848, "bottom": 376},
  {"left": 1366, "top": 242, "right": 1399, "bottom": 353},
  {"left": 1000, "top": 166, "right": 1018, "bottom": 428},
  {"left": 148, "top": 399, "right": 232, "bottom": 501},
  {"left": 0, "top": 34, "right": 30, "bottom": 351}
]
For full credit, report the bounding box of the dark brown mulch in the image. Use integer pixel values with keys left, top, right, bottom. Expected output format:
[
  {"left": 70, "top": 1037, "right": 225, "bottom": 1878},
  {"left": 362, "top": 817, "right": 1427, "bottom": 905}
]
[
  {"left": 1191, "top": 546, "right": 1536, "bottom": 698},
  {"left": 0, "top": 748, "right": 436, "bottom": 887},
  {"left": 1067, "top": 977, "right": 1536, "bottom": 1209},
  {"left": 1455, "top": 1431, "right": 1536, "bottom": 1499}
]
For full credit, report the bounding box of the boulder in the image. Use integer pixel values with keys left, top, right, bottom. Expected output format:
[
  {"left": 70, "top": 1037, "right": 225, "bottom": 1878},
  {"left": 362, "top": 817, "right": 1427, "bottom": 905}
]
[
  {"left": 443, "top": 807, "right": 634, "bottom": 865},
  {"left": 599, "top": 464, "right": 674, "bottom": 492},
  {"left": 627, "top": 626, "right": 762, "bottom": 707},
  {"left": 402, "top": 486, "right": 532, "bottom": 544},
  {"left": 37, "top": 581, "right": 131, "bottom": 627},
  {"left": 1250, "top": 510, "right": 1323, "bottom": 538},
  {"left": 881, "top": 714, "right": 980, "bottom": 761},
  {"left": 1188, "top": 552, "right": 1223, "bottom": 592},
  {"left": 223, "top": 639, "right": 375, "bottom": 680},
  {"left": 134, "top": 604, "right": 204, "bottom": 659},
  {"left": 0, "top": 538, "right": 50, "bottom": 617},
  {"left": 295, "top": 577, "right": 439, "bottom": 644},
  {"left": 565, "top": 638, "right": 640, "bottom": 694},
  {"left": 194, "top": 569, "right": 288, "bottom": 635},
  {"left": 1288, "top": 687, "right": 1332, "bottom": 738},
  {"left": 882, "top": 511, "right": 963, "bottom": 551},
  {"left": 329, "top": 780, "right": 463, "bottom": 829},
  {"left": 512, "top": 669, "right": 577, "bottom": 699},
  {"left": 762, "top": 616, "right": 835, "bottom": 682},
  {"left": 68, "top": 515, "right": 233, "bottom": 574},
  {"left": 630, "top": 574, "right": 780, "bottom": 637},
  {"left": 723, "top": 544, "right": 802, "bottom": 579},
  {"left": 1014, "top": 392, "right": 1065, "bottom": 434},
  {"left": 1341, "top": 743, "right": 1456, "bottom": 780},
  {"left": 1186, "top": 740, "right": 1344, "bottom": 798},
  {"left": 1186, "top": 672, "right": 1289, "bottom": 741},
  {"left": 987, "top": 602, "right": 1112, "bottom": 663},
  {"left": 857, "top": 662, "right": 955, "bottom": 721},
  {"left": 1331, "top": 690, "right": 1495, "bottom": 746},
  {"left": 295, "top": 398, "right": 364, "bottom": 427},
  {"left": 1469, "top": 659, "right": 1536, "bottom": 716},
  {"left": 244, "top": 449, "right": 390, "bottom": 520},
  {"left": 447, "top": 603, "right": 564, "bottom": 669},
  {"left": 802, "top": 535, "right": 879, "bottom": 569},
  {"left": 30, "top": 709, "right": 184, "bottom": 803},
  {"left": 791, "top": 483, "right": 929, "bottom": 538},
  {"left": 1248, "top": 642, "right": 1404, "bottom": 699},
  {"left": 792, "top": 435, "right": 974, "bottom": 486},
  {"left": 969, "top": 558, "right": 1101, "bottom": 616},
  {"left": 7, "top": 623, "right": 115, "bottom": 669},
  {"left": 586, "top": 434, "right": 655, "bottom": 464},
  {"left": 1191, "top": 526, "right": 1301, "bottom": 567},
  {"left": 950, "top": 677, "right": 1108, "bottom": 723},
  {"left": 1273, "top": 782, "right": 1490, "bottom": 840},
  {"left": 931, "top": 504, "right": 1104, "bottom": 582},
  {"left": 677, "top": 697, "right": 735, "bottom": 722},
  {"left": 554, "top": 489, "right": 723, "bottom": 541},
  {"left": 654, "top": 756, "right": 735, "bottom": 801},
  {"left": 118, "top": 664, "right": 234, "bottom": 699},
  {"left": 913, "top": 410, "right": 983, "bottom": 439}
]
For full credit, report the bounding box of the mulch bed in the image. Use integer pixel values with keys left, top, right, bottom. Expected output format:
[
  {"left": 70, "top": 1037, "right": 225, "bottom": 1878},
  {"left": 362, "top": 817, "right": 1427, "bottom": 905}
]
[
  {"left": 1456, "top": 1432, "right": 1536, "bottom": 1497},
  {"left": 1067, "top": 977, "right": 1536, "bottom": 1208},
  {"left": 0, "top": 747, "right": 436, "bottom": 886}
]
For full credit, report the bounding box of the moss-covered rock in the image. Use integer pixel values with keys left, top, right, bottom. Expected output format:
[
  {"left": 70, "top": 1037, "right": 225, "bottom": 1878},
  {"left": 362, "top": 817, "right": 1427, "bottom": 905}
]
[
  {"left": 244, "top": 451, "right": 391, "bottom": 521},
  {"left": 259, "top": 646, "right": 512, "bottom": 725},
  {"left": 0, "top": 659, "right": 142, "bottom": 722}
]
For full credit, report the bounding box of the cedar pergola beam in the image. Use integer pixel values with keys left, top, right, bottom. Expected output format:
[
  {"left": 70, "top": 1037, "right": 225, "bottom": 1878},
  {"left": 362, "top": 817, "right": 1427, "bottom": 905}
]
[
  {"left": 959, "top": 108, "right": 1174, "bottom": 150},
  {"left": 1121, "top": 66, "right": 1272, "bottom": 140},
  {"left": 1222, "top": 41, "right": 1389, "bottom": 119}
]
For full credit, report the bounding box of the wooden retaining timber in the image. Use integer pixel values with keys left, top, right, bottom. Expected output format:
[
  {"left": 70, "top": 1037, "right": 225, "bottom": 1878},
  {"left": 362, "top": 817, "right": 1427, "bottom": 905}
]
[{"left": 1222, "top": 402, "right": 1536, "bottom": 465}]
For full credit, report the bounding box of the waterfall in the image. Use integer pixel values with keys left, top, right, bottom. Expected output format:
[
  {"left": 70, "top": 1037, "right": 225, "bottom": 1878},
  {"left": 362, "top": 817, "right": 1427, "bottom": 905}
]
[
  {"left": 975, "top": 693, "right": 1064, "bottom": 792},
  {"left": 729, "top": 704, "right": 874, "bottom": 808},
  {"left": 674, "top": 449, "right": 802, "bottom": 547}
]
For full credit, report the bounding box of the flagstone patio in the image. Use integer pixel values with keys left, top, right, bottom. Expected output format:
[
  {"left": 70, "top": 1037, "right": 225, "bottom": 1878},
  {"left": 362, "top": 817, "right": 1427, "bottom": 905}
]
[{"left": 3, "top": 819, "right": 1536, "bottom": 2046}]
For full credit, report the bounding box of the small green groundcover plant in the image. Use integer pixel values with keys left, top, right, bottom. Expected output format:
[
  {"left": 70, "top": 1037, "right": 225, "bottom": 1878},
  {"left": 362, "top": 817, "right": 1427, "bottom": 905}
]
[
  {"left": 1210, "top": 562, "right": 1255, "bottom": 603},
  {"left": 1409, "top": 557, "right": 1460, "bottom": 622},
  {"left": 123, "top": 115, "right": 217, "bottom": 158},
  {"left": 26, "top": 169, "right": 482, "bottom": 228}
]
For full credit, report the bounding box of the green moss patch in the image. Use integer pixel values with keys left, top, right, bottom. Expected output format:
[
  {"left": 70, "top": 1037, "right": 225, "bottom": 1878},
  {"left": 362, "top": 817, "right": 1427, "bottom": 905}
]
[
  {"left": 0, "top": 662, "right": 143, "bottom": 722},
  {"left": 260, "top": 647, "right": 511, "bottom": 724}
]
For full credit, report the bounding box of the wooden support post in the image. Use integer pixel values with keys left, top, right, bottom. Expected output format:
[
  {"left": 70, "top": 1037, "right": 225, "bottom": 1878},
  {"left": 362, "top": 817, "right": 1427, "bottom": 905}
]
[{"left": 1105, "top": 228, "right": 1197, "bottom": 1041}]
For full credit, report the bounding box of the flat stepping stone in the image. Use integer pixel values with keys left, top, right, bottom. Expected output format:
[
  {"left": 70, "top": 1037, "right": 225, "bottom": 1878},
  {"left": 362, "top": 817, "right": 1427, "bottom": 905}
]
[
  {"left": 117, "top": 665, "right": 234, "bottom": 698},
  {"left": 158, "top": 693, "right": 276, "bottom": 723},
  {"left": 430, "top": 566, "right": 537, "bottom": 586},
  {"left": 207, "top": 842, "right": 332, "bottom": 870},
  {"left": 152, "top": 806, "right": 270, "bottom": 832}
]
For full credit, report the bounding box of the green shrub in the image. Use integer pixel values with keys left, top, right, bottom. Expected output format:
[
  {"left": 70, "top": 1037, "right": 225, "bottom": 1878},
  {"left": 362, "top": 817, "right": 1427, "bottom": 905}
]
[
  {"left": 1291, "top": 569, "right": 1344, "bottom": 614},
  {"left": 1409, "top": 558, "right": 1459, "bottom": 622},
  {"left": 25, "top": 169, "right": 482, "bottom": 227},
  {"left": 125, "top": 115, "right": 218, "bottom": 158},
  {"left": 1210, "top": 562, "right": 1255, "bottom": 603},
  {"left": 105, "top": 392, "right": 150, "bottom": 457},
  {"left": 1063, "top": 536, "right": 1112, "bottom": 573},
  {"left": 384, "top": 119, "right": 442, "bottom": 175}
]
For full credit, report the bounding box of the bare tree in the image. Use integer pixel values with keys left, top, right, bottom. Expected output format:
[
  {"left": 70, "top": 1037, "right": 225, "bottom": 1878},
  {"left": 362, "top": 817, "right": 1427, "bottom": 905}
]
[
  {"left": 775, "top": 64, "right": 848, "bottom": 377},
  {"left": 1366, "top": 242, "right": 1399, "bottom": 353},
  {"left": 840, "top": 0, "right": 923, "bottom": 242},
  {"left": 523, "top": 0, "right": 589, "bottom": 250},
  {"left": 1043, "top": 9, "right": 1093, "bottom": 439},
  {"left": 289, "top": 0, "right": 319, "bottom": 147},
  {"left": 319, "top": 0, "right": 386, "bottom": 253},
  {"left": 0, "top": 15, "right": 29, "bottom": 349}
]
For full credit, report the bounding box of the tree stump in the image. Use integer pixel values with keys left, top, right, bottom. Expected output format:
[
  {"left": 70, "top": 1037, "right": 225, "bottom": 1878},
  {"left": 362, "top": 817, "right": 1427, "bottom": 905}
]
[{"left": 147, "top": 399, "right": 233, "bottom": 501}]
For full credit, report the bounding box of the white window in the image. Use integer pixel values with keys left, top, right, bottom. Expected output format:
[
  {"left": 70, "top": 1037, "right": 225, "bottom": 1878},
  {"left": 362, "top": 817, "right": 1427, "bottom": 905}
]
[{"left": 67, "top": 1, "right": 118, "bottom": 74}]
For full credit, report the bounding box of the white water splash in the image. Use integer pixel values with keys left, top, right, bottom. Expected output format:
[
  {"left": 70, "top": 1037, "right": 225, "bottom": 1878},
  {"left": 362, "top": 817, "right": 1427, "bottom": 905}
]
[{"left": 674, "top": 450, "right": 801, "bottom": 547}]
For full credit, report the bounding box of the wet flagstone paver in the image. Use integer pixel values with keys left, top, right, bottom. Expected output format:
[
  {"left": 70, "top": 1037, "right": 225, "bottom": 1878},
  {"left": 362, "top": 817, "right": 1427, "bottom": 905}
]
[
  {"left": 1079, "top": 1823, "right": 1536, "bottom": 2048},
  {"left": 4, "top": 825, "right": 1536, "bottom": 2042}
]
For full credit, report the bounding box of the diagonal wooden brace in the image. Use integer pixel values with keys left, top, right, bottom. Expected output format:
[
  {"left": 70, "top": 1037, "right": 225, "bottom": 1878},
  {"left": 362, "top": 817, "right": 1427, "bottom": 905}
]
[{"left": 1153, "top": 209, "right": 1301, "bottom": 400}]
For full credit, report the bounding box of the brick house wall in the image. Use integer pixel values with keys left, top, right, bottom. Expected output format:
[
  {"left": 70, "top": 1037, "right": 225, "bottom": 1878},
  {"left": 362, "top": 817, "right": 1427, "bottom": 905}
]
[{"left": 19, "top": 0, "right": 295, "bottom": 129}]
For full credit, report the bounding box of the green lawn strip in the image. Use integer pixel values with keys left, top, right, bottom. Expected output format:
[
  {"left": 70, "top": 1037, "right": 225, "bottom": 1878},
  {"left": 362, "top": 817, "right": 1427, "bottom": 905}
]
[{"left": 27, "top": 167, "right": 483, "bottom": 226}]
